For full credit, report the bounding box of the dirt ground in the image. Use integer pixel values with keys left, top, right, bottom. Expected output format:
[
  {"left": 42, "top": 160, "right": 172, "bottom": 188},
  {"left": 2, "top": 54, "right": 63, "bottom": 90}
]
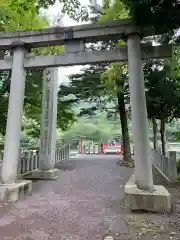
[{"left": 0, "top": 154, "right": 180, "bottom": 240}]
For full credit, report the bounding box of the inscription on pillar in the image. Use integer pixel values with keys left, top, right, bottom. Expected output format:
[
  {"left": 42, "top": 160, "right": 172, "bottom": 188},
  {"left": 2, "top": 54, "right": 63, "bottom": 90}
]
[
  {"left": 40, "top": 68, "right": 58, "bottom": 169},
  {"left": 42, "top": 69, "right": 51, "bottom": 156}
]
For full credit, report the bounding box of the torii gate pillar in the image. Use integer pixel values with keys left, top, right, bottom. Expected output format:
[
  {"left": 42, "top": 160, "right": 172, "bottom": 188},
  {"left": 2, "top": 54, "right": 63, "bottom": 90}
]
[
  {"left": 127, "top": 33, "right": 153, "bottom": 191},
  {"left": 125, "top": 33, "right": 171, "bottom": 213},
  {"left": 0, "top": 42, "right": 32, "bottom": 201}
]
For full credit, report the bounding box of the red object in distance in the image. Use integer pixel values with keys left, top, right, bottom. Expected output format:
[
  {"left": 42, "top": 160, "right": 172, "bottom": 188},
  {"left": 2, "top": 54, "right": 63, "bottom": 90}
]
[{"left": 101, "top": 143, "right": 121, "bottom": 153}]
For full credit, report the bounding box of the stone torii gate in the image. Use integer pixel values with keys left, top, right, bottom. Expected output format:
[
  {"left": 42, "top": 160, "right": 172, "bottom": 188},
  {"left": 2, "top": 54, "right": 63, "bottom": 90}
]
[{"left": 0, "top": 18, "right": 172, "bottom": 212}]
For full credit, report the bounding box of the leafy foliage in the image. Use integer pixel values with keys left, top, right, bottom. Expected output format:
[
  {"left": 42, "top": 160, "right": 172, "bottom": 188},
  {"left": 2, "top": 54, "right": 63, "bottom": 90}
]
[
  {"left": 0, "top": 0, "right": 47, "bottom": 31},
  {"left": 145, "top": 60, "right": 180, "bottom": 122},
  {"left": 37, "top": 0, "right": 89, "bottom": 21},
  {"left": 61, "top": 113, "right": 123, "bottom": 144},
  {"left": 120, "top": 0, "right": 180, "bottom": 33},
  {"left": 60, "top": 64, "right": 107, "bottom": 115},
  {"left": 99, "top": 0, "right": 129, "bottom": 22},
  {"left": 101, "top": 62, "right": 127, "bottom": 95},
  {"left": 144, "top": 59, "right": 180, "bottom": 154},
  {"left": 0, "top": 0, "right": 75, "bottom": 138},
  {"left": 101, "top": 62, "right": 132, "bottom": 161}
]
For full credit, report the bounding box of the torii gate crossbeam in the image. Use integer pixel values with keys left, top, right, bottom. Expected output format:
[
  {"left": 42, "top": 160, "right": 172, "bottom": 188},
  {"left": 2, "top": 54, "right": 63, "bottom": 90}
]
[
  {"left": 0, "top": 44, "right": 172, "bottom": 71},
  {"left": 0, "top": 18, "right": 157, "bottom": 49}
]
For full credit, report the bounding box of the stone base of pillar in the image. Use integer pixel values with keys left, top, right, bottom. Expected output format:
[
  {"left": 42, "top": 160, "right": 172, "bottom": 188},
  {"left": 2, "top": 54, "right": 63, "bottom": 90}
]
[
  {"left": 0, "top": 180, "right": 32, "bottom": 202},
  {"left": 124, "top": 174, "right": 171, "bottom": 213},
  {"left": 27, "top": 168, "right": 60, "bottom": 180}
]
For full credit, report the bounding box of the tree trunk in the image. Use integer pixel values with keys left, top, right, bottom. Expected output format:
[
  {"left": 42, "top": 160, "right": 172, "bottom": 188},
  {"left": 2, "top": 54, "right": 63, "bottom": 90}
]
[
  {"left": 152, "top": 117, "right": 157, "bottom": 149},
  {"left": 160, "top": 117, "right": 166, "bottom": 156},
  {"left": 117, "top": 92, "right": 132, "bottom": 162}
]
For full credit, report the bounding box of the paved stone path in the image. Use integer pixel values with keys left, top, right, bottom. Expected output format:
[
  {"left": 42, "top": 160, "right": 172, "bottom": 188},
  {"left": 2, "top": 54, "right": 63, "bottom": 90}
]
[{"left": 0, "top": 154, "right": 180, "bottom": 239}]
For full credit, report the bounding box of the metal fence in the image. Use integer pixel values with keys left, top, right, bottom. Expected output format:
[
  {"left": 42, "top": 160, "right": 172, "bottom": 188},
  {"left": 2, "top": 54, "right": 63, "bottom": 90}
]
[{"left": 150, "top": 149, "right": 177, "bottom": 182}]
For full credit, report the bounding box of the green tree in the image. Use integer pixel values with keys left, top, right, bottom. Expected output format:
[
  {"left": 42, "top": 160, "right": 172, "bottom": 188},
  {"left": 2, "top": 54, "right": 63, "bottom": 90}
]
[
  {"left": 38, "top": 0, "right": 89, "bottom": 21},
  {"left": 23, "top": 70, "right": 75, "bottom": 138},
  {"left": 144, "top": 60, "right": 180, "bottom": 155},
  {"left": 101, "top": 62, "right": 132, "bottom": 162},
  {"left": 61, "top": 113, "right": 121, "bottom": 145},
  {"left": 0, "top": 0, "right": 47, "bottom": 31},
  {"left": 99, "top": 0, "right": 129, "bottom": 21},
  {"left": 0, "top": 0, "right": 75, "bottom": 137},
  {"left": 120, "top": 0, "right": 180, "bottom": 34},
  {"left": 98, "top": 1, "right": 131, "bottom": 161}
]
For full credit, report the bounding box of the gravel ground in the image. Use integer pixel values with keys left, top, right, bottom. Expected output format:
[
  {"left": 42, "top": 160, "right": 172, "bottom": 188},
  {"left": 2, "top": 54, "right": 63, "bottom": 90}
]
[{"left": 0, "top": 154, "right": 180, "bottom": 239}]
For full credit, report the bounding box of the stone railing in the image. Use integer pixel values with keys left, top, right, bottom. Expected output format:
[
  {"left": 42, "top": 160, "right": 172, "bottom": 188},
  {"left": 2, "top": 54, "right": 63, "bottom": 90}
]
[
  {"left": 150, "top": 149, "right": 177, "bottom": 182},
  {"left": 17, "top": 145, "right": 71, "bottom": 177},
  {"left": 55, "top": 145, "right": 71, "bottom": 164},
  {"left": 18, "top": 150, "right": 39, "bottom": 176}
]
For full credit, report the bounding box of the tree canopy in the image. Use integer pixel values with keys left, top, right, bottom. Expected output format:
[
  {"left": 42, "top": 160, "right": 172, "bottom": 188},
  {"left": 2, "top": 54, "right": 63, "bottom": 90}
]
[
  {"left": 121, "top": 0, "right": 180, "bottom": 33},
  {"left": 0, "top": 0, "right": 75, "bottom": 139}
]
